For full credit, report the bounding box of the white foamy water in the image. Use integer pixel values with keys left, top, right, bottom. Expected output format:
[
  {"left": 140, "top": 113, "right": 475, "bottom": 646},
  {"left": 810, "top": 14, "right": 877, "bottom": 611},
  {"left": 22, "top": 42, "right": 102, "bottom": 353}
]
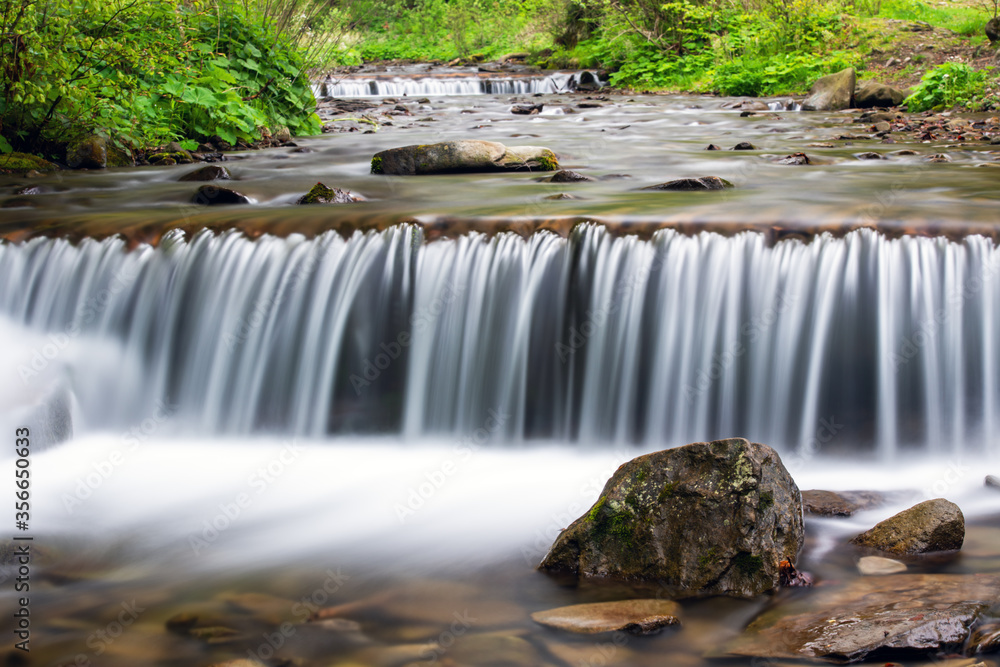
[{"left": 7, "top": 434, "right": 996, "bottom": 578}]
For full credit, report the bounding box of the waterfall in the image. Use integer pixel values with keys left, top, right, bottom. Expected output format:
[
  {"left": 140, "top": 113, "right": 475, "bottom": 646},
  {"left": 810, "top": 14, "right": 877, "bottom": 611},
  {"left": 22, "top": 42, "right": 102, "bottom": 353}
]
[
  {"left": 312, "top": 71, "right": 601, "bottom": 98},
  {"left": 2, "top": 225, "right": 997, "bottom": 455}
]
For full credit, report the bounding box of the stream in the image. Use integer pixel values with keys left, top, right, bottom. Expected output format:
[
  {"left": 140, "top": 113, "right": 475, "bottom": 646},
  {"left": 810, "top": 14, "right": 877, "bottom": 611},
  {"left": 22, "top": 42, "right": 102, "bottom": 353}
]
[{"left": 1, "top": 68, "right": 999, "bottom": 666}]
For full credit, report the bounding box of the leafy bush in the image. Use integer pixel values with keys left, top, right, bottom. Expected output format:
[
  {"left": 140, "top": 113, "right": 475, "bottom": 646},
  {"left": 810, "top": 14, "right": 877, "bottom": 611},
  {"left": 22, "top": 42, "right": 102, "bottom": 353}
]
[
  {"left": 905, "top": 62, "right": 992, "bottom": 111},
  {"left": 0, "top": 0, "right": 322, "bottom": 156},
  {"left": 713, "top": 52, "right": 858, "bottom": 96}
]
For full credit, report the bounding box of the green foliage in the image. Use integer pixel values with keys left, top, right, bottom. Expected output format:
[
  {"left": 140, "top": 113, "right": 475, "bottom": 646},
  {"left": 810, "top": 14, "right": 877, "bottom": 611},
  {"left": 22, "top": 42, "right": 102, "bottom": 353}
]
[
  {"left": 905, "top": 61, "right": 992, "bottom": 111},
  {"left": 879, "top": 0, "right": 983, "bottom": 34},
  {"left": 341, "top": 0, "right": 565, "bottom": 63},
  {"left": 713, "top": 52, "right": 858, "bottom": 96},
  {"left": 0, "top": 0, "right": 322, "bottom": 156}
]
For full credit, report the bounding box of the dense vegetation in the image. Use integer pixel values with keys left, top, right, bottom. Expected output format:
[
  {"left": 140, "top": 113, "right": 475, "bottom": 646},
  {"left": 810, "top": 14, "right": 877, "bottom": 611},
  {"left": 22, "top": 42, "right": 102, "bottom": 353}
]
[
  {"left": 0, "top": 0, "right": 339, "bottom": 159},
  {"left": 1, "top": 0, "right": 996, "bottom": 163},
  {"left": 339, "top": 0, "right": 996, "bottom": 102}
]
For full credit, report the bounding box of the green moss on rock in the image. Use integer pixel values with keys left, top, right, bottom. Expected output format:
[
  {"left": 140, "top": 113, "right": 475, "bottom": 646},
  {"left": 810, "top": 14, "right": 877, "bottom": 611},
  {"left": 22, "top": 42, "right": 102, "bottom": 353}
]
[
  {"left": 0, "top": 152, "right": 59, "bottom": 174},
  {"left": 371, "top": 155, "right": 384, "bottom": 174}
]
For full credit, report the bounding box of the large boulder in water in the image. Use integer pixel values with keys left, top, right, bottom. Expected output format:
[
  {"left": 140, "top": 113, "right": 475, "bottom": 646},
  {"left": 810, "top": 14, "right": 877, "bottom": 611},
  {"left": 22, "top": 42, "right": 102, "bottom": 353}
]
[
  {"left": 371, "top": 140, "right": 558, "bottom": 175},
  {"left": 801, "top": 67, "right": 856, "bottom": 111},
  {"left": 538, "top": 438, "right": 804, "bottom": 599},
  {"left": 850, "top": 498, "right": 964, "bottom": 554},
  {"left": 854, "top": 80, "right": 906, "bottom": 108}
]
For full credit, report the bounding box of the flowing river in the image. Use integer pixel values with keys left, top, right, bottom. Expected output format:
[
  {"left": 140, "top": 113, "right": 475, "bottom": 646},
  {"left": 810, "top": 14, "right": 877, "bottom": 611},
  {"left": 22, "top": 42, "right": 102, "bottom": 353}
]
[{"left": 1, "top": 68, "right": 999, "bottom": 666}]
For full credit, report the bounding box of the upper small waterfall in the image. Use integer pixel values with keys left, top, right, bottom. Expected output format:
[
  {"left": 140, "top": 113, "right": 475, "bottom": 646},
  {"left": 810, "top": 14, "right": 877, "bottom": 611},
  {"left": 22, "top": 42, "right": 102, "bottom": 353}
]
[
  {"left": 312, "top": 71, "right": 602, "bottom": 98},
  {"left": 1, "top": 225, "right": 997, "bottom": 456}
]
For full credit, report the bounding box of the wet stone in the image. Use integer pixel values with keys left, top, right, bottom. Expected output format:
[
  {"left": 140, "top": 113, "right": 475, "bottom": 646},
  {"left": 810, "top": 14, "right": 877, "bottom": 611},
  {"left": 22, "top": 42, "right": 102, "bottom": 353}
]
[
  {"left": 179, "top": 165, "right": 231, "bottom": 181},
  {"left": 531, "top": 599, "right": 681, "bottom": 635},
  {"left": 986, "top": 475, "right": 1000, "bottom": 490},
  {"left": 642, "top": 176, "right": 734, "bottom": 191},
  {"left": 721, "top": 574, "right": 1000, "bottom": 662},
  {"left": 776, "top": 153, "right": 811, "bottom": 165},
  {"left": 732, "top": 141, "right": 757, "bottom": 150},
  {"left": 547, "top": 169, "right": 595, "bottom": 183},
  {"left": 801, "top": 490, "right": 886, "bottom": 517},
  {"left": 850, "top": 498, "right": 965, "bottom": 554},
  {"left": 856, "top": 151, "right": 887, "bottom": 160},
  {"left": 857, "top": 556, "right": 907, "bottom": 575},
  {"left": 192, "top": 184, "right": 251, "bottom": 206}
]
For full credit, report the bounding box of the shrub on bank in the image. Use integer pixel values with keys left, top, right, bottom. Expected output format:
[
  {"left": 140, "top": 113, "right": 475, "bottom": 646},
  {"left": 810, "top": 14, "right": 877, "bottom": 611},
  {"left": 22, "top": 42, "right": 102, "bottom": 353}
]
[{"left": 0, "top": 0, "right": 322, "bottom": 160}]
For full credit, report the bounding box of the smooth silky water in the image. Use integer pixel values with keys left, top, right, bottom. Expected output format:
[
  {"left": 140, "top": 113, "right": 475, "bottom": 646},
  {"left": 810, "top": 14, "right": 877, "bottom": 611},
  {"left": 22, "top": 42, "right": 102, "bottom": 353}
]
[{"left": 2, "top": 80, "right": 1000, "bottom": 666}]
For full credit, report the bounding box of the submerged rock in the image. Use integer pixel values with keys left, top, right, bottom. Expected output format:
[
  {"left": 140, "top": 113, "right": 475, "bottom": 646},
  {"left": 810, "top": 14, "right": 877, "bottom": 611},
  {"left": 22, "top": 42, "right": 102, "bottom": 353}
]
[
  {"left": 192, "top": 185, "right": 251, "bottom": 206},
  {"left": 775, "top": 152, "right": 812, "bottom": 165},
  {"left": 371, "top": 140, "right": 558, "bottom": 175},
  {"left": 732, "top": 141, "right": 757, "bottom": 150},
  {"left": 855, "top": 80, "right": 906, "bottom": 108},
  {"left": 850, "top": 498, "right": 964, "bottom": 554},
  {"left": 801, "top": 67, "right": 856, "bottom": 111},
  {"left": 721, "top": 574, "right": 1000, "bottom": 662},
  {"left": 179, "top": 165, "right": 231, "bottom": 182},
  {"left": 547, "top": 169, "right": 595, "bottom": 183},
  {"left": 857, "top": 556, "right": 907, "bottom": 575},
  {"left": 512, "top": 103, "right": 544, "bottom": 115},
  {"left": 642, "top": 177, "right": 734, "bottom": 191},
  {"left": 531, "top": 599, "right": 681, "bottom": 635},
  {"left": 986, "top": 474, "right": 1000, "bottom": 490},
  {"left": 296, "top": 182, "right": 363, "bottom": 205},
  {"left": 538, "top": 438, "right": 803, "bottom": 599},
  {"left": 801, "top": 489, "right": 886, "bottom": 517}
]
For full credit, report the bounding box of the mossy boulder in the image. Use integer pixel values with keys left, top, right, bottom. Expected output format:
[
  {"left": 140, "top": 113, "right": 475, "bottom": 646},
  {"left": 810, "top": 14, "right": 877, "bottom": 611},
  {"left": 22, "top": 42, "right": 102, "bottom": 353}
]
[
  {"left": 371, "top": 140, "right": 558, "bottom": 175},
  {"left": 538, "top": 438, "right": 803, "bottom": 599},
  {"left": 801, "top": 67, "right": 856, "bottom": 111},
  {"left": 850, "top": 498, "right": 964, "bottom": 554},
  {"left": 0, "top": 152, "right": 59, "bottom": 174},
  {"left": 296, "top": 182, "right": 363, "bottom": 205},
  {"left": 67, "top": 135, "right": 108, "bottom": 169}
]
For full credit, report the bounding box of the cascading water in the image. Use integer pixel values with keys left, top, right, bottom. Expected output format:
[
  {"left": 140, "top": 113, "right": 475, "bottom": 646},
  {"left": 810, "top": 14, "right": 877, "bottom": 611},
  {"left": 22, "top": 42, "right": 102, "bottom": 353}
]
[
  {"left": 312, "top": 70, "right": 601, "bottom": 98},
  {"left": 2, "top": 224, "right": 998, "bottom": 457}
]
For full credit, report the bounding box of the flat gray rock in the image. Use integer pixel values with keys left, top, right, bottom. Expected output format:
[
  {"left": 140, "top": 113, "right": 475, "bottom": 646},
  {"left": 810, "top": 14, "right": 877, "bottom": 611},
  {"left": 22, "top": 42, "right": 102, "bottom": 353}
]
[{"left": 721, "top": 574, "right": 1000, "bottom": 662}]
